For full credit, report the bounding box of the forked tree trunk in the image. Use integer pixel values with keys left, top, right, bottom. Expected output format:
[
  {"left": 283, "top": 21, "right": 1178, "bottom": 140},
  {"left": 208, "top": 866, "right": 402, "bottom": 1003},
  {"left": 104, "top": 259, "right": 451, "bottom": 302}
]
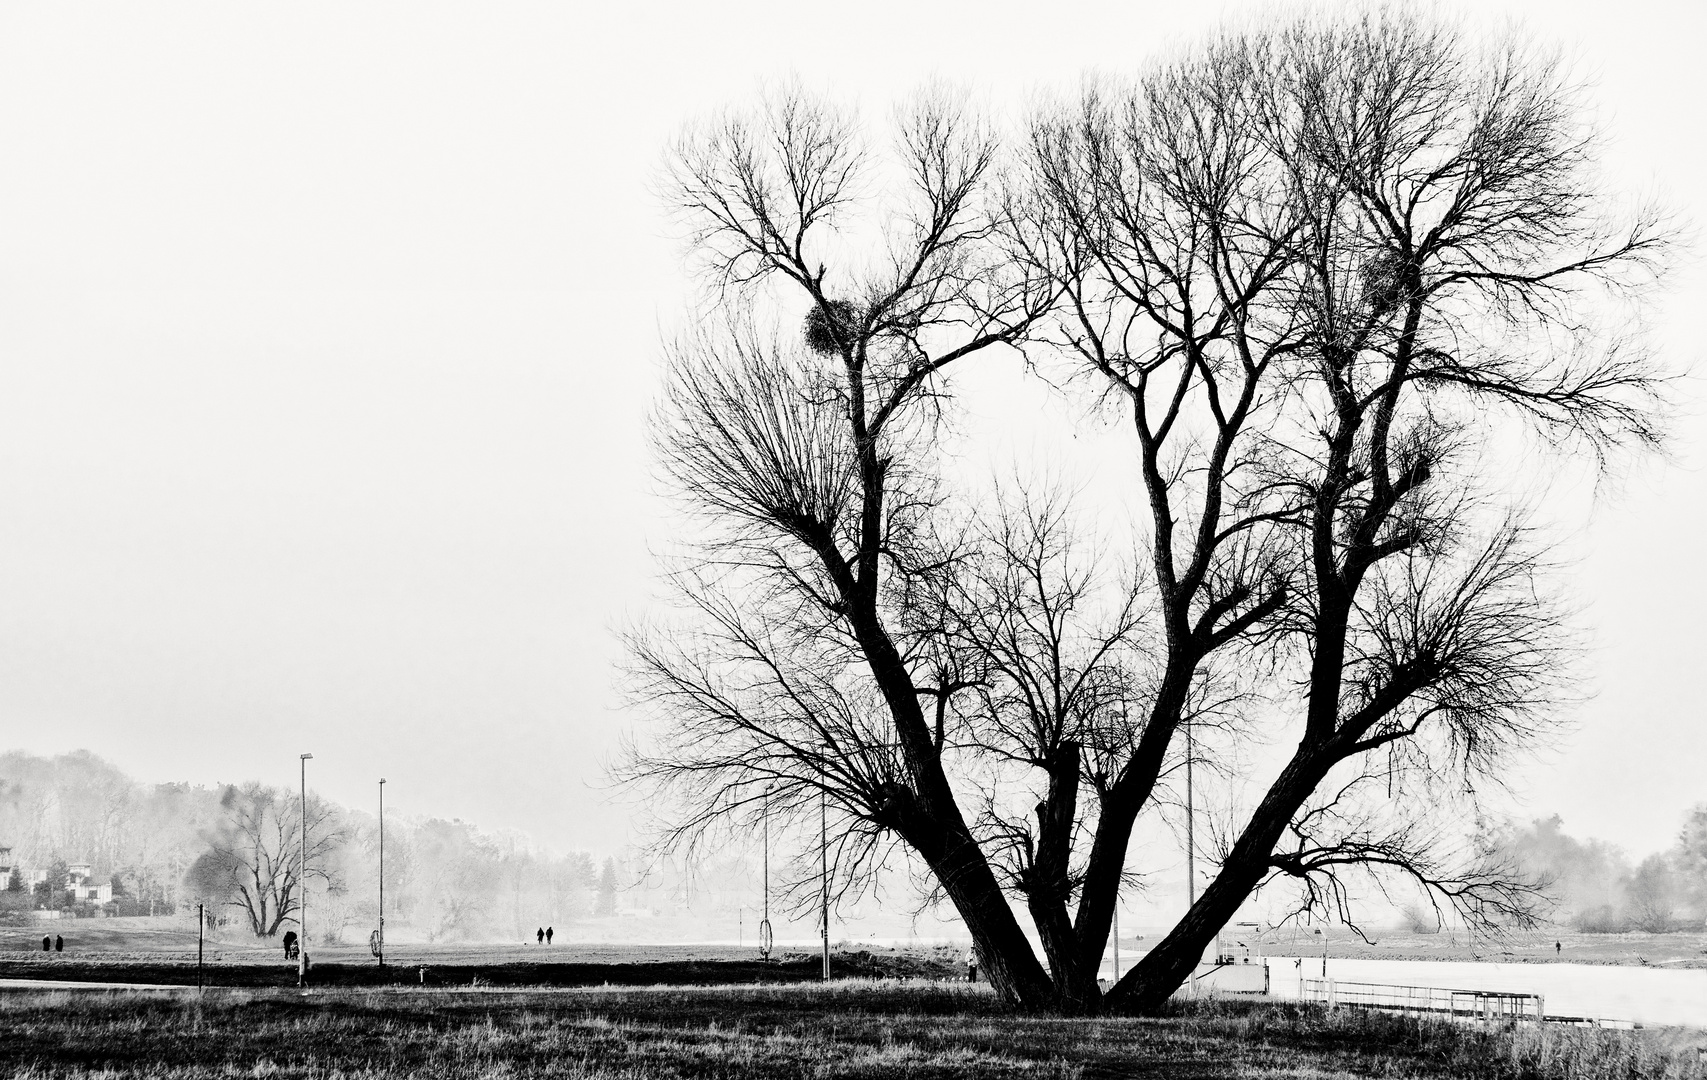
[
  {"left": 1106, "top": 754, "right": 1332, "bottom": 1013},
  {"left": 1028, "top": 744, "right": 1102, "bottom": 1012}
]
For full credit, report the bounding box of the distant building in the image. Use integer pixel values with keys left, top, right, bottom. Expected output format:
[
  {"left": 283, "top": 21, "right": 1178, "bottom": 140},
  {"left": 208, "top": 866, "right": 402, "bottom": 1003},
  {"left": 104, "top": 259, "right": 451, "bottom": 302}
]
[
  {"left": 65, "top": 863, "right": 112, "bottom": 903},
  {"left": 0, "top": 851, "right": 114, "bottom": 902}
]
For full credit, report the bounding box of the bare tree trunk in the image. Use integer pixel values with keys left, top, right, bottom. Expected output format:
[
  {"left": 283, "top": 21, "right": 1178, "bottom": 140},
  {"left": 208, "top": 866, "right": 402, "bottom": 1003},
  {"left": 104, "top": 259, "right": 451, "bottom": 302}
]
[
  {"left": 1109, "top": 754, "right": 1330, "bottom": 1012},
  {"left": 1027, "top": 743, "right": 1098, "bottom": 1010},
  {"left": 854, "top": 609, "right": 1059, "bottom": 1009}
]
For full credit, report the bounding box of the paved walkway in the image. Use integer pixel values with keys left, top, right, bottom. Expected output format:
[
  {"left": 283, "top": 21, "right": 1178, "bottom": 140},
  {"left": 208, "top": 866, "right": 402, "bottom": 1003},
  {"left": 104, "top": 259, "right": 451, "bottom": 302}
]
[{"left": 0, "top": 977, "right": 194, "bottom": 992}]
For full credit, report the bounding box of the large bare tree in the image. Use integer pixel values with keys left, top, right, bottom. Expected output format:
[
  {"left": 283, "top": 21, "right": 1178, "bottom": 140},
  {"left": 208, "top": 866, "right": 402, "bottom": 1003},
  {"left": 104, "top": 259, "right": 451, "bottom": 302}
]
[{"left": 627, "top": 11, "right": 1672, "bottom": 1015}]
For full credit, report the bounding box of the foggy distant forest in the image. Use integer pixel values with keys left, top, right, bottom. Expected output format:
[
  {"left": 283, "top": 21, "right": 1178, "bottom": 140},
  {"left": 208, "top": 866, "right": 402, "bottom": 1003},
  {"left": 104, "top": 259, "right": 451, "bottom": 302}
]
[
  {"left": 0, "top": 750, "right": 765, "bottom": 944},
  {"left": 1484, "top": 814, "right": 1707, "bottom": 935},
  {"left": 2, "top": 750, "right": 1702, "bottom": 942}
]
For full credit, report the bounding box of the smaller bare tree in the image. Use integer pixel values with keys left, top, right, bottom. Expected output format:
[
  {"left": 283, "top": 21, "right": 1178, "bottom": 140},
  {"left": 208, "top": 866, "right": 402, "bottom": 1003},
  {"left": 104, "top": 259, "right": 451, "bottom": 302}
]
[{"left": 185, "top": 783, "right": 345, "bottom": 939}]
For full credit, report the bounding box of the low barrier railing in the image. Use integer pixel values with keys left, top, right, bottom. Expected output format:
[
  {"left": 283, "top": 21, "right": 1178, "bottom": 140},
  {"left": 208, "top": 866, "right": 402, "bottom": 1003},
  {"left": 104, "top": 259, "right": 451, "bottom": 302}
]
[{"left": 1301, "top": 978, "right": 1544, "bottom": 1022}]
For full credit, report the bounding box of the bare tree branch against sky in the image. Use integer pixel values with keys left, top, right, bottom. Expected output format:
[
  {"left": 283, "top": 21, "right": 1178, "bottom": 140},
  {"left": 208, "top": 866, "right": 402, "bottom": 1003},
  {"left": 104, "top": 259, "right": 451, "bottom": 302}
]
[{"left": 0, "top": 0, "right": 1700, "bottom": 873}]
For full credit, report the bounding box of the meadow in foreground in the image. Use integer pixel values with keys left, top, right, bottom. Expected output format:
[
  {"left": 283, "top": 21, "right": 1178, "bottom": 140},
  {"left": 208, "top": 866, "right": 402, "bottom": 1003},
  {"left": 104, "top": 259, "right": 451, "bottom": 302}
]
[{"left": 0, "top": 980, "right": 1702, "bottom": 1079}]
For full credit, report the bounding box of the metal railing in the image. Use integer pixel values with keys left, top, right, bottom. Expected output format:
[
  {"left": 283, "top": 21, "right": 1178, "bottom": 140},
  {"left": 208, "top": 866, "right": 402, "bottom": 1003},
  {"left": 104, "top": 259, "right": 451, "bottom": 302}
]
[{"left": 1301, "top": 978, "right": 1544, "bottom": 1022}]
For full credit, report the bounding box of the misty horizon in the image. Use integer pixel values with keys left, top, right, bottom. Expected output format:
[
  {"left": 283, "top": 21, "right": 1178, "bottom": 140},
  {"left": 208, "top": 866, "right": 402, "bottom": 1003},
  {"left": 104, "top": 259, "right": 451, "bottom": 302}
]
[{"left": 0, "top": 0, "right": 1702, "bottom": 955}]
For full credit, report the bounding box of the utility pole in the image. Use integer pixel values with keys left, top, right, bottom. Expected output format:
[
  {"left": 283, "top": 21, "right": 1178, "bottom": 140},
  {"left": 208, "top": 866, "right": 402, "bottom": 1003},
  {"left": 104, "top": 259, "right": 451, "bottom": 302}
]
[
  {"left": 1185, "top": 718, "right": 1194, "bottom": 914},
  {"left": 378, "top": 777, "right": 386, "bottom": 969},
  {"left": 1114, "top": 707, "right": 1126, "bottom": 984},
  {"left": 820, "top": 789, "right": 828, "bottom": 982},
  {"left": 760, "top": 784, "right": 772, "bottom": 961},
  {"left": 299, "top": 752, "right": 313, "bottom": 987},
  {"left": 1185, "top": 721, "right": 1197, "bottom": 992}
]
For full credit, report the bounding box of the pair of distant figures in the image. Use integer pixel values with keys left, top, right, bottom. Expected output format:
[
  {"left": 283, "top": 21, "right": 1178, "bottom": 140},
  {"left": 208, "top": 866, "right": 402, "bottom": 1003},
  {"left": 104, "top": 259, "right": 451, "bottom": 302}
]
[
  {"left": 535, "top": 926, "right": 554, "bottom": 945},
  {"left": 281, "top": 930, "right": 301, "bottom": 960},
  {"left": 40, "top": 935, "right": 63, "bottom": 953}
]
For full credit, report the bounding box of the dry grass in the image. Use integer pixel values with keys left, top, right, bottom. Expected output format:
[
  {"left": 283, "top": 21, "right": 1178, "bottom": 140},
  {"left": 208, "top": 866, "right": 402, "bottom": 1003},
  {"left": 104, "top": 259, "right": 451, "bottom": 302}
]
[{"left": 0, "top": 981, "right": 1699, "bottom": 1079}]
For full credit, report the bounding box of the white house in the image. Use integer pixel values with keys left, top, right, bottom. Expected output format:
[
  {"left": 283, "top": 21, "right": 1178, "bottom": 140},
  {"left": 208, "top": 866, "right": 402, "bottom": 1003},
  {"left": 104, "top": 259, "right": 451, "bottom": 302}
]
[{"left": 65, "top": 863, "right": 112, "bottom": 903}]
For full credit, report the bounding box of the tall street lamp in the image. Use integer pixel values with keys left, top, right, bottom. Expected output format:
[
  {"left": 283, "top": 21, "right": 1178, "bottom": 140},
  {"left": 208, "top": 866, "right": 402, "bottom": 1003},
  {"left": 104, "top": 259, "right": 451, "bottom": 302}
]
[
  {"left": 759, "top": 783, "right": 773, "bottom": 962},
  {"left": 300, "top": 752, "right": 313, "bottom": 986},
  {"left": 378, "top": 777, "right": 386, "bottom": 969},
  {"left": 820, "top": 789, "right": 829, "bottom": 982},
  {"left": 1185, "top": 717, "right": 1196, "bottom": 972},
  {"left": 1185, "top": 717, "right": 1194, "bottom": 915}
]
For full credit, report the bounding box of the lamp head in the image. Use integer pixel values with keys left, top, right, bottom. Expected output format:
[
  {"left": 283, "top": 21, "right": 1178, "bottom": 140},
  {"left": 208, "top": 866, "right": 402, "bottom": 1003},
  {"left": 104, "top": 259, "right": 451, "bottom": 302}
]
[{"left": 301, "top": 753, "right": 314, "bottom": 761}]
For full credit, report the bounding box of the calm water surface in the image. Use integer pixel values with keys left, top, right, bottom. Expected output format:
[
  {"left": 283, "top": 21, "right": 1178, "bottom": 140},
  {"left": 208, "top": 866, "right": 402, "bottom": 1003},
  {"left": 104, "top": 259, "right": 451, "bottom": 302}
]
[{"left": 1263, "top": 956, "right": 1705, "bottom": 1028}]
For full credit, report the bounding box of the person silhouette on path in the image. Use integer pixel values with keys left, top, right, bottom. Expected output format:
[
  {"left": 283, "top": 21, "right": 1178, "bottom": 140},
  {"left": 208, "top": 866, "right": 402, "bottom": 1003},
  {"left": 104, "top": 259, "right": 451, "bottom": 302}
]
[
  {"left": 1555, "top": 941, "right": 1561, "bottom": 955},
  {"left": 545, "top": 926, "right": 553, "bottom": 945},
  {"left": 41, "top": 936, "right": 49, "bottom": 952},
  {"left": 536, "top": 927, "right": 544, "bottom": 944},
  {"left": 54, "top": 935, "right": 63, "bottom": 952}
]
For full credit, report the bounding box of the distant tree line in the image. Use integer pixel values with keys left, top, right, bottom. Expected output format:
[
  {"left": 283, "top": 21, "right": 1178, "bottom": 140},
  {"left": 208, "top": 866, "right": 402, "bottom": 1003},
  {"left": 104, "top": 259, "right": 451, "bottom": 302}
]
[
  {"left": 0, "top": 750, "right": 212, "bottom": 920},
  {"left": 1480, "top": 809, "right": 1707, "bottom": 934},
  {"left": 0, "top": 750, "right": 620, "bottom": 942}
]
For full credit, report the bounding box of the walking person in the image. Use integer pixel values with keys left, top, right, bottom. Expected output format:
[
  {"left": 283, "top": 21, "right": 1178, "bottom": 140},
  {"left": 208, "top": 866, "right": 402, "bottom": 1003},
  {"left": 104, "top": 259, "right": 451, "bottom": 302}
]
[
  {"left": 54, "top": 935, "right": 63, "bottom": 953},
  {"left": 536, "top": 927, "right": 544, "bottom": 944},
  {"left": 41, "top": 936, "right": 49, "bottom": 952},
  {"left": 545, "top": 926, "right": 553, "bottom": 945}
]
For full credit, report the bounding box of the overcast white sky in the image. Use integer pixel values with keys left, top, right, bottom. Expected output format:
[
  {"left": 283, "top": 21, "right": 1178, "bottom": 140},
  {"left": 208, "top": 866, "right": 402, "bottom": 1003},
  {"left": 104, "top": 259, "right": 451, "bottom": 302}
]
[{"left": 0, "top": 0, "right": 1700, "bottom": 861}]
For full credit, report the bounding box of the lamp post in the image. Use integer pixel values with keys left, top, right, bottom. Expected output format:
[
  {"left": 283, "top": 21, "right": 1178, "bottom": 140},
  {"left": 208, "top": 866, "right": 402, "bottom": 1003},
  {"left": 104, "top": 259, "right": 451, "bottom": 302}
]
[
  {"left": 1181, "top": 717, "right": 1224, "bottom": 968},
  {"left": 378, "top": 777, "right": 386, "bottom": 969},
  {"left": 1185, "top": 716, "right": 1197, "bottom": 973},
  {"left": 759, "top": 784, "right": 773, "bottom": 961},
  {"left": 1185, "top": 717, "right": 1194, "bottom": 915},
  {"left": 299, "top": 752, "right": 313, "bottom": 987},
  {"left": 820, "top": 789, "right": 829, "bottom": 982}
]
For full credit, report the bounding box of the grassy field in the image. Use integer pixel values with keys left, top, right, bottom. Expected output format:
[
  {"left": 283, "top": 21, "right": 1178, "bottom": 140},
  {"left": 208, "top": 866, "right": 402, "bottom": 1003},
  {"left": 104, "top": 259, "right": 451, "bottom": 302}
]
[
  {"left": 0, "top": 928, "right": 960, "bottom": 989},
  {"left": 8, "top": 917, "right": 1705, "bottom": 969},
  {"left": 0, "top": 949, "right": 952, "bottom": 989},
  {"left": 0, "top": 981, "right": 1702, "bottom": 1079}
]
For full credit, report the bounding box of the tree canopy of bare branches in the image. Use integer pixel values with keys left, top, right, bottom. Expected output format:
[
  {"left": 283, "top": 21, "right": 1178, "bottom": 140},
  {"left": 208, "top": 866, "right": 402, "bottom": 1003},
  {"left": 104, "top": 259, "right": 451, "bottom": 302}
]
[{"left": 626, "top": 11, "right": 1674, "bottom": 1015}]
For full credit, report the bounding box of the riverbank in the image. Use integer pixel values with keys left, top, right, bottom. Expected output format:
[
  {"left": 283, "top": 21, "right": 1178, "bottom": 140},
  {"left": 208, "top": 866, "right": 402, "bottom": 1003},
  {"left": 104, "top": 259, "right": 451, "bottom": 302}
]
[{"left": 1244, "top": 928, "right": 1707, "bottom": 968}]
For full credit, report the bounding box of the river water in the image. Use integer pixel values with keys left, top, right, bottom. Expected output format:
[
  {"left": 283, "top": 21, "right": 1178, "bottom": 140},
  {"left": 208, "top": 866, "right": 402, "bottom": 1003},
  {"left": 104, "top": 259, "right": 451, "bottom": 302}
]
[{"left": 1260, "top": 956, "right": 1706, "bottom": 1028}]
